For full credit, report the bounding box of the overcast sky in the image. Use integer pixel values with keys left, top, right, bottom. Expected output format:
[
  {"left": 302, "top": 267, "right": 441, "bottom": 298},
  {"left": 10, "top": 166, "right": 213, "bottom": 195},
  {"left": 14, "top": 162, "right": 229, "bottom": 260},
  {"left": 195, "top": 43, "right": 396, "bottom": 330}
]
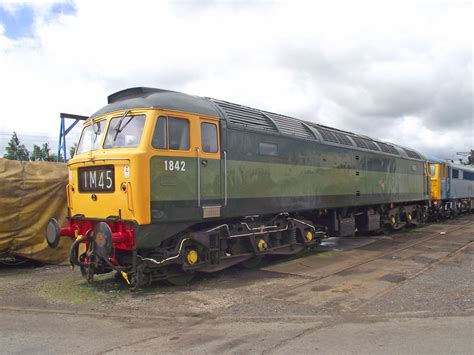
[{"left": 0, "top": 0, "right": 472, "bottom": 160}]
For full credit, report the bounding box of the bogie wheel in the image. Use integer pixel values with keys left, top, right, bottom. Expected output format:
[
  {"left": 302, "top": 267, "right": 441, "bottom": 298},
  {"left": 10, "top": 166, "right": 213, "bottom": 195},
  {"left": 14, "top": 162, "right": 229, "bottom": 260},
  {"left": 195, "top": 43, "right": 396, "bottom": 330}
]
[
  {"left": 129, "top": 272, "right": 144, "bottom": 292},
  {"left": 389, "top": 213, "right": 406, "bottom": 231},
  {"left": 163, "top": 265, "right": 195, "bottom": 286},
  {"left": 128, "top": 263, "right": 148, "bottom": 291}
]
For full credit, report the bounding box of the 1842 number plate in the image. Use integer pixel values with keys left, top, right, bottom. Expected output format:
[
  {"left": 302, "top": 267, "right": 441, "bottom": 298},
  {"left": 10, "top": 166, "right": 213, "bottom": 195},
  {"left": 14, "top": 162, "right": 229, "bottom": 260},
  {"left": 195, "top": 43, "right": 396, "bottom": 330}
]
[{"left": 78, "top": 165, "right": 115, "bottom": 192}]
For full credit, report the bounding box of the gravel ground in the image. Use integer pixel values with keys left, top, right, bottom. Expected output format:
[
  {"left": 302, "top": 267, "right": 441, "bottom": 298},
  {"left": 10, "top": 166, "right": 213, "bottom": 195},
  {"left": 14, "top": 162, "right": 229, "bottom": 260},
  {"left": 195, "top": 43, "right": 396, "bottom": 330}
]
[{"left": 0, "top": 215, "right": 473, "bottom": 354}]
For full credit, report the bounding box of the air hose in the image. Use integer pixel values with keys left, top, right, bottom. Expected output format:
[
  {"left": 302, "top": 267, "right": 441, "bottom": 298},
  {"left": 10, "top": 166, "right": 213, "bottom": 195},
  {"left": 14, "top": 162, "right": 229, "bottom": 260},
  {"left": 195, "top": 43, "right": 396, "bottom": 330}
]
[{"left": 69, "top": 236, "right": 83, "bottom": 268}]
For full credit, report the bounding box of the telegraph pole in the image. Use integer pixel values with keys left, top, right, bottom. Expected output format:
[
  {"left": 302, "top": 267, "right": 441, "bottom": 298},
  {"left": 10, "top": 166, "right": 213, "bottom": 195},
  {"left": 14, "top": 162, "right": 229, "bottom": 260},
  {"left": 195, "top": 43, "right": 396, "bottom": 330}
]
[{"left": 456, "top": 150, "right": 474, "bottom": 165}]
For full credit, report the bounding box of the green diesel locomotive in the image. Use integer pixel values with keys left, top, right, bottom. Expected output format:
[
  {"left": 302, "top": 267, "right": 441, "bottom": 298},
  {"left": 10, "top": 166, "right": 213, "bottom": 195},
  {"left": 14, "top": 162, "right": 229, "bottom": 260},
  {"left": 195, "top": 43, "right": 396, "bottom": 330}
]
[{"left": 46, "top": 87, "right": 430, "bottom": 287}]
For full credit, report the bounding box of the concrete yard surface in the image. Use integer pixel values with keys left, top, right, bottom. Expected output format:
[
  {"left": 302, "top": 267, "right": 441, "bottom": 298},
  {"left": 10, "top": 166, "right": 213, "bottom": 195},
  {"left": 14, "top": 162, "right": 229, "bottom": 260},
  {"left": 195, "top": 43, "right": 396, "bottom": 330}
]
[{"left": 1, "top": 215, "right": 473, "bottom": 354}]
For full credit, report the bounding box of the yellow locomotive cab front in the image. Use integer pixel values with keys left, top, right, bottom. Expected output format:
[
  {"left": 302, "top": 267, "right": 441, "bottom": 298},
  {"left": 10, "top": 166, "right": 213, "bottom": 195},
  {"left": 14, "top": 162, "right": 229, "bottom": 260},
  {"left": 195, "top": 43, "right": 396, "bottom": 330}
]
[
  {"left": 430, "top": 163, "right": 442, "bottom": 202},
  {"left": 67, "top": 110, "right": 152, "bottom": 225}
]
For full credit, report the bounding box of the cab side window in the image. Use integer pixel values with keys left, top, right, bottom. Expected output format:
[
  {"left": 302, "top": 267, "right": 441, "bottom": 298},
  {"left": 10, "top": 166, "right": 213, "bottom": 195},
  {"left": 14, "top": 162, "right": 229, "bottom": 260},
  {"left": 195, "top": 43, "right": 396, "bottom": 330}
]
[
  {"left": 259, "top": 142, "right": 278, "bottom": 156},
  {"left": 201, "top": 122, "right": 218, "bottom": 153},
  {"left": 153, "top": 117, "right": 167, "bottom": 149},
  {"left": 152, "top": 116, "right": 189, "bottom": 150}
]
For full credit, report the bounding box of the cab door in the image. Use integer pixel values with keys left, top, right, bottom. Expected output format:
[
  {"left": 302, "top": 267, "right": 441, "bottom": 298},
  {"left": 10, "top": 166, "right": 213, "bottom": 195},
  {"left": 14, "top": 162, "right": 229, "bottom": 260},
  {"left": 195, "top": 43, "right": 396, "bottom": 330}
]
[
  {"left": 439, "top": 163, "right": 449, "bottom": 200},
  {"left": 446, "top": 165, "right": 451, "bottom": 199},
  {"left": 149, "top": 114, "right": 198, "bottom": 223},
  {"left": 198, "top": 118, "right": 222, "bottom": 218},
  {"left": 424, "top": 162, "right": 431, "bottom": 198}
]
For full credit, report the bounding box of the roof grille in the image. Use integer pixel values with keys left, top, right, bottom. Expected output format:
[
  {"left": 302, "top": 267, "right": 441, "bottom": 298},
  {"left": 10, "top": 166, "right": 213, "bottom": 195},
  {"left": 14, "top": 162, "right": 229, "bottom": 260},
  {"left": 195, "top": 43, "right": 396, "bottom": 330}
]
[
  {"left": 263, "top": 111, "right": 315, "bottom": 140},
  {"left": 403, "top": 149, "right": 421, "bottom": 159},
  {"left": 377, "top": 142, "right": 400, "bottom": 155},
  {"left": 311, "top": 127, "right": 354, "bottom": 146},
  {"left": 317, "top": 128, "right": 339, "bottom": 144},
  {"left": 208, "top": 98, "right": 279, "bottom": 132},
  {"left": 364, "top": 139, "right": 380, "bottom": 151},
  {"left": 207, "top": 97, "right": 411, "bottom": 157},
  {"left": 334, "top": 133, "right": 353, "bottom": 146},
  {"left": 347, "top": 136, "right": 380, "bottom": 151},
  {"left": 352, "top": 137, "right": 368, "bottom": 149}
]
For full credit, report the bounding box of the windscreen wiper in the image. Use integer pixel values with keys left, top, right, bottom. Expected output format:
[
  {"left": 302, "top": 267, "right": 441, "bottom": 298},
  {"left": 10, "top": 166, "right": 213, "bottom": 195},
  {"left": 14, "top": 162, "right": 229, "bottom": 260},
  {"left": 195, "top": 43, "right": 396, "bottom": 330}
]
[
  {"left": 92, "top": 120, "right": 101, "bottom": 143},
  {"left": 113, "top": 110, "right": 132, "bottom": 142}
]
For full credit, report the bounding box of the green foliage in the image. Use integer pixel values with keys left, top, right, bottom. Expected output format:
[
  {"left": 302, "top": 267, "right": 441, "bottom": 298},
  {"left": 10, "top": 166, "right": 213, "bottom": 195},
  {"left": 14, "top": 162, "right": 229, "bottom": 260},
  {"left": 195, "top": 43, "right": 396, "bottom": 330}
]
[
  {"left": 3, "top": 132, "right": 65, "bottom": 162},
  {"left": 49, "top": 153, "right": 65, "bottom": 162},
  {"left": 30, "top": 145, "right": 43, "bottom": 161},
  {"left": 3, "top": 132, "right": 30, "bottom": 161},
  {"left": 30, "top": 142, "right": 58, "bottom": 162},
  {"left": 69, "top": 142, "right": 77, "bottom": 159}
]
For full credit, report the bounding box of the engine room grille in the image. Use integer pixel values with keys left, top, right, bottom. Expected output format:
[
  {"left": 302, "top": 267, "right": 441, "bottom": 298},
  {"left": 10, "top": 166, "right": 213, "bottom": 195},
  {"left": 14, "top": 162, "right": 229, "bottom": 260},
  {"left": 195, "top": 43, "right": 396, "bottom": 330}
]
[
  {"left": 377, "top": 142, "right": 400, "bottom": 155},
  {"left": 263, "top": 111, "right": 315, "bottom": 140},
  {"left": 364, "top": 139, "right": 380, "bottom": 151},
  {"left": 333, "top": 133, "right": 353, "bottom": 146},
  {"left": 403, "top": 149, "right": 422, "bottom": 159},
  {"left": 207, "top": 97, "right": 415, "bottom": 157},
  {"left": 208, "top": 98, "right": 279, "bottom": 132},
  {"left": 352, "top": 136, "right": 369, "bottom": 149},
  {"left": 317, "top": 128, "right": 339, "bottom": 144},
  {"left": 350, "top": 137, "right": 380, "bottom": 151}
]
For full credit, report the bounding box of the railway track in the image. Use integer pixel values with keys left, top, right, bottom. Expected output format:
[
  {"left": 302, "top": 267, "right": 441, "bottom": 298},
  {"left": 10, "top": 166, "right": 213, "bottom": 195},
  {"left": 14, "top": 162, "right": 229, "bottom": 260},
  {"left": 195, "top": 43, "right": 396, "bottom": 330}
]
[
  {"left": 268, "top": 216, "right": 474, "bottom": 309},
  {"left": 0, "top": 216, "right": 472, "bottom": 322}
]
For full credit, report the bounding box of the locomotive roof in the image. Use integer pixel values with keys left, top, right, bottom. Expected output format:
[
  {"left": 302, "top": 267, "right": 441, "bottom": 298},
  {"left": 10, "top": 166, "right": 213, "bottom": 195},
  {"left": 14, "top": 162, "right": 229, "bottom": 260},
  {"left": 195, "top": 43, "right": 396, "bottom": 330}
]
[
  {"left": 91, "top": 87, "right": 425, "bottom": 161},
  {"left": 428, "top": 157, "right": 474, "bottom": 171},
  {"left": 91, "top": 87, "right": 221, "bottom": 118}
]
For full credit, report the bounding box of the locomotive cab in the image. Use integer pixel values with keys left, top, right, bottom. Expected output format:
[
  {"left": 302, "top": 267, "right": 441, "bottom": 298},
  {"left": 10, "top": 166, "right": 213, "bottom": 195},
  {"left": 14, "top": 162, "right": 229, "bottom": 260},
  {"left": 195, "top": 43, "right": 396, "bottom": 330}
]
[
  {"left": 70, "top": 111, "right": 150, "bottom": 224},
  {"left": 46, "top": 99, "right": 225, "bottom": 283},
  {"left": 429, "top": 159, "right": 474, "bottom": 216}
]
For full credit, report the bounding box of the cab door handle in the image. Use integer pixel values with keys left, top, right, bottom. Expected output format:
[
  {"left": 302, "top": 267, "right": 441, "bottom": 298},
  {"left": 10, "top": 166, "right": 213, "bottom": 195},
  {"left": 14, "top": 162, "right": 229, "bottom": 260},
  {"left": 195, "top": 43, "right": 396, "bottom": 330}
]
[{"left": 201, "top": 159, "right": 208, "bottom": 167}]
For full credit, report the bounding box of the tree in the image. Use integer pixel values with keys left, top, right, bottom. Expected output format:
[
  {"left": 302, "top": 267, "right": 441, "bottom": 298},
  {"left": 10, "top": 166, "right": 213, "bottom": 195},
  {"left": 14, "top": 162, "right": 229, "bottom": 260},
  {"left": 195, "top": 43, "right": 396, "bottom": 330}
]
[
  {"left": 30, "top": 142, "right": 57, "bottom": 161},
  {"left": 2, "top": 132, "right": 67, "bottom": 162},
  {"left": 3, "top": 132, "right": 30, "bottom": 161},
  {"left": 49, "top": 153, "right": 64, "bottom": 162},
  {"left": 69, "top": 142, "right": 77, "bottom": 159},
  {"left": 30, "top": 144, "right": 46, "bottom": 161}
]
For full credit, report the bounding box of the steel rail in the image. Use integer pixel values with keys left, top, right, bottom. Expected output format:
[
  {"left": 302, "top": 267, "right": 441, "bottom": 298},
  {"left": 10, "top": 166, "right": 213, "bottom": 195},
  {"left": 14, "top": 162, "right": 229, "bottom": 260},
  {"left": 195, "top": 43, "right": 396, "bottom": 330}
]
[{"left": 273, "top": 219, "right": 473, "bottom": 297}]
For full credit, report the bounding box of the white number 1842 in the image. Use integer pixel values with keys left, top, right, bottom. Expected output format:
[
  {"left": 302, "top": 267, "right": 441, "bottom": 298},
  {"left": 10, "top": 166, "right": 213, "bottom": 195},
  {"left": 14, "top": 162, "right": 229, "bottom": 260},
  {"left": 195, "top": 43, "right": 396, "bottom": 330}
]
[{"left": 164, "top": 160, "right": 186, "bottom": 172}]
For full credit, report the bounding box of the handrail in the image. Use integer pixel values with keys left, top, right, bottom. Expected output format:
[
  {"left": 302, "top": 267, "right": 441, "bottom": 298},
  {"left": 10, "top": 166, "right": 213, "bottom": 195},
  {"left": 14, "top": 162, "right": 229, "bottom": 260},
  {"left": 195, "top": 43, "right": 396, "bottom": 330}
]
[
  {"left": 67, "top": 157, "right": 130, "bottom": 167},
  {"left": 197, "top": 148, "right": 201, "bottom": 207},
  {"left": 224, "top": 151, "right": 228, "bottom": 206},
  {"left": 127, "top": 182, "right": 134, "bottom": 212}
]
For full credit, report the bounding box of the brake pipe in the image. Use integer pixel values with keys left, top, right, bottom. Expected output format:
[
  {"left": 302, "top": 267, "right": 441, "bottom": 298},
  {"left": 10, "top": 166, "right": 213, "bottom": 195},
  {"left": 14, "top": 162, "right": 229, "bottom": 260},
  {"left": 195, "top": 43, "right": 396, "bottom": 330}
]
[{"left": 137, "top": 238, "right": 190, "bottom": 265}]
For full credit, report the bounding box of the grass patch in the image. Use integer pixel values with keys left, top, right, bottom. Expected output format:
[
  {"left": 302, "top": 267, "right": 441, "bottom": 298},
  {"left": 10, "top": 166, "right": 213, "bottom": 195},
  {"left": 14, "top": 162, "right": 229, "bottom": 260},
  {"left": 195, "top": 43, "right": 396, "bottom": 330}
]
[{"left": 34, "top": 273, "right": 128, "bottom": 305}]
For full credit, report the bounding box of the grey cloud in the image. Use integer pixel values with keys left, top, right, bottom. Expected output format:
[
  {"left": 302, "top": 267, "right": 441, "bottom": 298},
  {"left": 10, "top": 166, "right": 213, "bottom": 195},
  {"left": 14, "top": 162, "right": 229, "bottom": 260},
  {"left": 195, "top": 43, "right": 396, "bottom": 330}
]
[
  {"left": 104, "top": 68, "right": 203, "bottom": 103},
  {"left": 276, "top": 39, "right": 472, "bottom": 156}
]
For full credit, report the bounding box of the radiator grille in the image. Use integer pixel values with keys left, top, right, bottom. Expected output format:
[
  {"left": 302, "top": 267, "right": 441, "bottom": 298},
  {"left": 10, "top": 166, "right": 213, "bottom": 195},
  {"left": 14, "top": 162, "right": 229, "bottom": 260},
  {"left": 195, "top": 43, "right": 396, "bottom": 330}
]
[
  {"left": 377, "top": 142, "right": 400, "bottom": 155},
  {"left": 403, "top": 149, "right": 422, "bottom": 159}
]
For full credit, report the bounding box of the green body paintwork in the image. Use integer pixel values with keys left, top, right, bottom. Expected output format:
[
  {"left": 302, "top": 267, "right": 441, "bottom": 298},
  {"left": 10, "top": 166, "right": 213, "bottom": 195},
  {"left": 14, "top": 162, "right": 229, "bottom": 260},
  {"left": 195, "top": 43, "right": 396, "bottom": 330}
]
[
  {"left": 151, "top": 157, "right": 425, "bottom": 203},
  {"left": 150, "top": 156, "right": 222, "bottom": 203},
  {"left": 141, "top": 126, "right": 428, "bottom": 249}
]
